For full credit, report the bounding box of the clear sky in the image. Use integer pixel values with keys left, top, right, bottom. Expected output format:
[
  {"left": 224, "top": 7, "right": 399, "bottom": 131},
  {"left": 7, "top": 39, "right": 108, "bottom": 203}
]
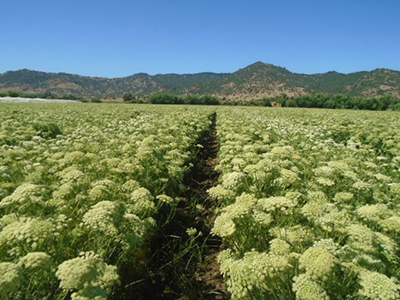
[{"left": 1, "top": 0, "right": 399, "bottom": 77}]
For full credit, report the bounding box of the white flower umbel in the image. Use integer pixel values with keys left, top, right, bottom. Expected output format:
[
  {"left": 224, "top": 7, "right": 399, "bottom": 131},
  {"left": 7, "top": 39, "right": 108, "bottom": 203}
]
[
  {"left": 358, "top": 270, "right": 400, "bottom": 300},
  {"left": 56, "top": 252, "right": 119, "bottom": 292},
  {"left": 0, "top": 262, "right": 22, "bottom": 296}
]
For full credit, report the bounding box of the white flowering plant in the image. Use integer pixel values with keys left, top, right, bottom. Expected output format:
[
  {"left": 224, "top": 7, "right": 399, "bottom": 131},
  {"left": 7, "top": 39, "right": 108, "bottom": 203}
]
[
  {"left": 211, "top": 108, "right": 400, "bottom": 300},
  {"left": 0, "top": 103, "right": 216, "bottom": 298}
]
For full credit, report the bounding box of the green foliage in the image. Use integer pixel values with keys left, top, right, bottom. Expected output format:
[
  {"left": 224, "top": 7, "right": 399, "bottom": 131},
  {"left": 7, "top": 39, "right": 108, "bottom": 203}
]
[
  {"left": 149, "top": 93, "right": 183, "bottom": 104},
  {"left": 198, "top": 95, "right": 220, "bottom": 105},
  {"left": 150, "top": 93, "right": 220, "bottom": 105},
  {"left": 60, "top": 94, "right": 81, "bottom": 100},
  {"left": 8, "top": 91, "right": 19, "bottom": 97},
  {"left": 122, "top": 92, "right": 136, "bottom": 102},
  {"left": 33, "top": 123, "right": 62, "bottom": 139},
  {"left": 285, "top": 99, "right": 298, "bottom": 107},
  {"left": 227, "top": 94, "right": 400, "bottom": 111}
]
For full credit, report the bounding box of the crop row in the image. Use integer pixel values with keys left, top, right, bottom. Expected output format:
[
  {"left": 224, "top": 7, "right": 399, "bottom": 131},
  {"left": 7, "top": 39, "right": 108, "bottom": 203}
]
[
  {"left": 209, "top": 108, "right": 400, "bottom": 299},
  {"left": 0, "top": 104, "right": 214, "bottom": 299}
]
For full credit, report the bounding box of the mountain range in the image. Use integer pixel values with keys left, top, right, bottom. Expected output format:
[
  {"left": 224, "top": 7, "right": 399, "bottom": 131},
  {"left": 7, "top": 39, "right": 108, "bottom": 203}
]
[{"left": 1, "top": 62, "right": 399, "bottom": 100}]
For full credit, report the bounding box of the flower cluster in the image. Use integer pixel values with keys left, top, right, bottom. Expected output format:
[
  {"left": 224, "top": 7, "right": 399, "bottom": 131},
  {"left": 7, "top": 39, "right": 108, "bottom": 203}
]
[
  {"left": 358, "top": 270, "right": 400, "bottom": 300},
  {"left": 18, "top": 252, "right": 52, "bottom": 269},
  {"left": 56, "top": 251, "right": 119, "bottom": 292},
  {"left": 0, "top": 262, "right": 22, "bottom": 296}
]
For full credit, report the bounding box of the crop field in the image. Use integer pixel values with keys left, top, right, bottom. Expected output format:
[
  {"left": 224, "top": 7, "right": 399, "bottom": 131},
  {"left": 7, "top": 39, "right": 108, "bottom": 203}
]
[{"left": 0, "top": 103, "right": 400, "bottom": 300}]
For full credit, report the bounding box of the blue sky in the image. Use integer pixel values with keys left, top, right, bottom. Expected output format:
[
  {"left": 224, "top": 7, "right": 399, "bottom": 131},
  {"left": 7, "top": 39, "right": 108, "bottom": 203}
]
[{"left": 1, "top": 0, "right": 399, "bottom": 77}]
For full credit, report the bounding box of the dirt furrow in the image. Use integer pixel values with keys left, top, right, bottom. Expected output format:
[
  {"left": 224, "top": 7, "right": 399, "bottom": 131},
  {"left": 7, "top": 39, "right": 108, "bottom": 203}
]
[{"left": 114, "top": 112, "right": 227, "bottom": 299}]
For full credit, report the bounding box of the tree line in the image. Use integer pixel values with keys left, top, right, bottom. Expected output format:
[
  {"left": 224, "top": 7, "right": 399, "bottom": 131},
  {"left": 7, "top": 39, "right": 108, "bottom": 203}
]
[
  {"left": 123, "top": 92, "right": 221, "bottom": 105},
  {"left": 124, "top": 92, "right": 400, "bottom": 110},
  {"left": 3, "top": 89, "right": 399, "bottom": 110},
  {"left": 224, "top": 94, "right": 400, "bottom": 111}
]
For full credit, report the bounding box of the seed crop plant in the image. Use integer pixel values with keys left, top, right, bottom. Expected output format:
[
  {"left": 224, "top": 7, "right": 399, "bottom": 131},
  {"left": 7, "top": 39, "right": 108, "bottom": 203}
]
[
  {"left": 1, "top": 103, "right": 399, "bottom": 300},
  {"left": 0, "top": 103, "right": 214, "bottom": 299},
  {"left": 210, "top": 107, "right": 400, "bottom": 300}
]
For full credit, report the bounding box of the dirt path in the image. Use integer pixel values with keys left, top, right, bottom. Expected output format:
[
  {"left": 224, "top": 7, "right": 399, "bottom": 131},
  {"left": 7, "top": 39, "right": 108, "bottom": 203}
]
[
  {"left": 182, "top": 112, "right": 227, "bottom": 299},
  {"left": 113, "top": 112, "right": 228, "bottom": 300}
]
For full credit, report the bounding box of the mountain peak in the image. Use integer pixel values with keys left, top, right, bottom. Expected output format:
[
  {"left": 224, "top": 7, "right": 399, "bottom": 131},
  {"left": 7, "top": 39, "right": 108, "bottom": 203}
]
[
  {"left": 248, "top": 61, "right": 267, "bottom": 67},
  {"left": 244, "top": 61, "right": 277, "bottom": 69}
]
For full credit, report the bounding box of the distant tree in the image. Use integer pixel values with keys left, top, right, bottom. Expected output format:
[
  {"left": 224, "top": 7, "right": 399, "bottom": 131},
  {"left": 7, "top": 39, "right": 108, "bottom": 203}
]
[
  {"left": 149, "top": 93, "right": 181, "bottom": 104},
  {"left": 261, "top": 97, "right": 272, "bottom": 106},
  {"left": 90, "top": 98, "right": 102, "bottom": 103},
  {"left": 184, "top": 95, "right": 201, "bottom": 105},
  {"left": 280, "top": 93, "right": 289, "bottom": 100},
  {"left": 286, "top": 99, "right": 298, "bottom": 107},
  {"left": 61, "top": 94, "right": 80, "bottom": 100},
  {"left": 122, "top": 92, "right": 135, "bottom": 102},
  {"left": 201, "top": 95, "right": 220, "bottom": 105},
  {"left": 8, "top": 91, "right": 20, "bottom": 97},
  {"left": 42, "top": 91, "right": 53, "bottom": 99}
]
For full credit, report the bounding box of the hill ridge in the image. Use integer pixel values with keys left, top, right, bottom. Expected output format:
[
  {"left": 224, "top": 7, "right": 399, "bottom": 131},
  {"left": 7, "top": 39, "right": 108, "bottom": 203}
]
[{"left": 1, "top": 62, "right": 399, "bottom": 100}]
